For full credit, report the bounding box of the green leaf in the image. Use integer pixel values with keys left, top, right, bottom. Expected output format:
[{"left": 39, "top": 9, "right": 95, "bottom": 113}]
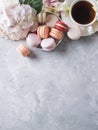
[{"left": 19, "top": 0, "right": 43, "bottom": 13}]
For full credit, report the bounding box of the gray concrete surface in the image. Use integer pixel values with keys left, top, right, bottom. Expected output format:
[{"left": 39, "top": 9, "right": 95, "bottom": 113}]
[{"left": 0, "top": 33, "right": 98, "bottom": 130}]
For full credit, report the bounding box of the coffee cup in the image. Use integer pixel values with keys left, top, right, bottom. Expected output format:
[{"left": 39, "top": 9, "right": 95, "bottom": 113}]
[{"left": 69, "top": 0, "right": 97, "bottom": 27}]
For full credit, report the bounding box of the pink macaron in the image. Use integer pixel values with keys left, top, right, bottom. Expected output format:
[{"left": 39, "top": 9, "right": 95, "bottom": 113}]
[
  {"left": 37, "top": 25, "right": 50, "bottom": 39},
  {"left": 41, "top": 37, "right": 56, "bottom": 51},
  {"left": 50, "top": 28, "right": 63, "bottom": 40},
  {"left": 26, "top": 33, "right": 41, "bottom": 47},
  {"left": 54, "top": 20, "right": 69, "bottom": 32}
]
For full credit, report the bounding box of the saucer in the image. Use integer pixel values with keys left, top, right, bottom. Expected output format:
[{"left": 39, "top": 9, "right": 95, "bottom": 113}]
[{"left": 61, "top": 0, "right": 98, "bottom": 36}]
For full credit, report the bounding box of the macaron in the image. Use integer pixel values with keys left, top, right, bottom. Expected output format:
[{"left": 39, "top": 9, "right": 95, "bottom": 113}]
[
  {"left": 37, "top": 25, "right": 50, "bottom": 39},
  {"left": 17, "top": 44, "right": 30, "bottom": 57},
  {"left": 50, "top": 28, "right": 63, "bottom": 40},
  {"left": 67, "top": 25, "right": 82, "bottom": 40},
  {"left": 41, "top": 37, "right": 56, "bottom": 51},
  {"left": 26, "top": 33, "right": 41, "bottom": 47},
  {"left": 54, "top": 20, "right": 69, "bottom": 32},
  {"left": 37, "top": 12, "right": 46, "bottom": 24},
  {"left": 46, "top": 14, "right": 58, "bottom": 27}
]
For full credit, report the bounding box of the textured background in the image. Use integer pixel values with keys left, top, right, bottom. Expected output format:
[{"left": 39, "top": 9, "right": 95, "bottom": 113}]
[{"left": 0, "top": 33, "right": 98, "bottom": 130}]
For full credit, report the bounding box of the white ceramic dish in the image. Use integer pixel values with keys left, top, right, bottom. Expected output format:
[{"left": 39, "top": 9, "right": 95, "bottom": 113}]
[{"left": 61, "top": 0, "right": 98, "bottom": 36}]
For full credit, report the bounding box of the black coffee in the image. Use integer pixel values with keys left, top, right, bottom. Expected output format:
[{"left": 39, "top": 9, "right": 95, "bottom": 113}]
[{"left": 71, "top": 1, "right": 96, "bottom": 24}]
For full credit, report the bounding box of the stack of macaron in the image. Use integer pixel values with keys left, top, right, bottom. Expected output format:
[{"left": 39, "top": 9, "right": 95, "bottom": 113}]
[
  {"left": 50, "top": 20, "right": 68, "bottom": 39},
  {"left": 26, "top": 12, "right": 69, "bottom": 51},
  {"left": 26, "top": 25, "right": 57, "bottom": 51}
]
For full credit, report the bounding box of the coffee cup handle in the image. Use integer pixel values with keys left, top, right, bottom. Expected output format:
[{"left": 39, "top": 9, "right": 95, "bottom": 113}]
[
  {"left": 80, "top": 25, "right": 95, "bottom": 36},
  {"left": 86, "top": 26, "right": 95, "bottom": 35}
]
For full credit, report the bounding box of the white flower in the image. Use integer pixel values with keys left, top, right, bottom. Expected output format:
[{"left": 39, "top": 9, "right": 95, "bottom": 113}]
[
  {"left": 0, "top": 4, "right": 38, "bottom": 40},
  {"left": 0, "top": 0, "right": 19, "bottom": 9}
]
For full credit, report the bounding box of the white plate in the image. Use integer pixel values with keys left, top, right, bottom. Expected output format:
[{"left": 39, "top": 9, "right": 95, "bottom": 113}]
[{"left": 61, "top": 0, "right": 98, "bottom": 36}]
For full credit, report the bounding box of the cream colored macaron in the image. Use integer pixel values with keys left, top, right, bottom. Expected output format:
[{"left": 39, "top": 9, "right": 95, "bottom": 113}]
[
  {"left": 37, "top": 12, "right": 47, "bottom": 24},
  {"left": 67, "top": 24, "right": 82, "bottom": 40}
]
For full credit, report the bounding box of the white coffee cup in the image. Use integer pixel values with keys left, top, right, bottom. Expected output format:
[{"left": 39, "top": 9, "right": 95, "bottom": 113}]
[{"left": 69, "top": 0, "right": 97, "bottom": 27}]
